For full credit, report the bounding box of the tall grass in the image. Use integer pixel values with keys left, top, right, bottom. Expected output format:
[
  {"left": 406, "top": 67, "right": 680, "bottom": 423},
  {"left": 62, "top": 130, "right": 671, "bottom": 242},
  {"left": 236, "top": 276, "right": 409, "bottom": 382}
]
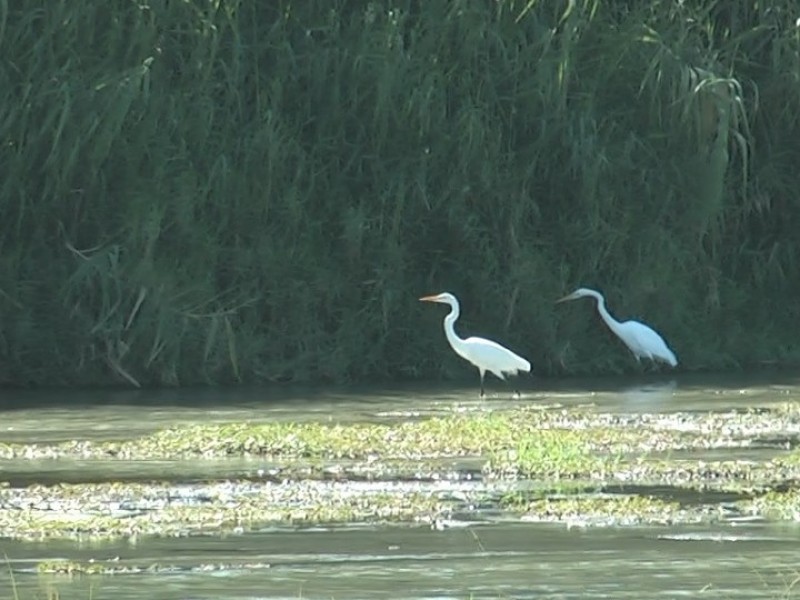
[{"left": 0, "top": 1, "right": 798, "bottom": 386}]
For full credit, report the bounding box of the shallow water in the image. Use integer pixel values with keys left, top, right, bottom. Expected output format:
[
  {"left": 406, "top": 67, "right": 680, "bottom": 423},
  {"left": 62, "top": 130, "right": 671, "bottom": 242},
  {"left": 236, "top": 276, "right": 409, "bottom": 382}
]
[
  {"left": 2, "top": 373, "right": 800, "bottom": 599},
  {"left": 10, "top": 523, "right": 800, "bottom": 599}
]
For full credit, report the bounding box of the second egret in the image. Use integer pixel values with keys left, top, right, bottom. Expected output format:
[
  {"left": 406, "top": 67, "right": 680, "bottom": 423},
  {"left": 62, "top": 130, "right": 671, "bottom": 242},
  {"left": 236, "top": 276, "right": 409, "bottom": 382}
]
[{"left": 556, "top": 287, "right": 678, "bottom": 367}]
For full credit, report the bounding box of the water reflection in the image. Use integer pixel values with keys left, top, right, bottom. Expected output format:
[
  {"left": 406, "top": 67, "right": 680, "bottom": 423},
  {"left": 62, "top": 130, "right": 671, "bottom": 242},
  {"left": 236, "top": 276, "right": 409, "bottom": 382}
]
[{"left": 617, "top": 380, "right": 677, "bottom": 411}]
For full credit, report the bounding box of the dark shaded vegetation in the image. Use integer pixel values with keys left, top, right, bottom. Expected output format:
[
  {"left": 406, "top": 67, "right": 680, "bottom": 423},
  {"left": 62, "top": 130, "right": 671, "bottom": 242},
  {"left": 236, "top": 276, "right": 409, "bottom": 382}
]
[{"left": 0, "top": 1, "right": 798, "bottom": 387}]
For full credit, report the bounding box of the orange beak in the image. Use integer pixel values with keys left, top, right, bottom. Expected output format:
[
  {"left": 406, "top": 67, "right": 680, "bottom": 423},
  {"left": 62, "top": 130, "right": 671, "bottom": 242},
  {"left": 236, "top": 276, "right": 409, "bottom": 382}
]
[{"left": 419, "top": 294, "right": 438, "bottom": 302}]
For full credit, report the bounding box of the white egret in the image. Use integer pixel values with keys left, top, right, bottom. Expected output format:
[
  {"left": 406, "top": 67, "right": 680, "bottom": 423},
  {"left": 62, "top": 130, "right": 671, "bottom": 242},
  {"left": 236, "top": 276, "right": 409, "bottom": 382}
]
[
  {"left": 556, "top": 287, "right": 678, "bottom": 367},
  {"left": 419, "top": 292, "right": 531, "bottom": 397}
]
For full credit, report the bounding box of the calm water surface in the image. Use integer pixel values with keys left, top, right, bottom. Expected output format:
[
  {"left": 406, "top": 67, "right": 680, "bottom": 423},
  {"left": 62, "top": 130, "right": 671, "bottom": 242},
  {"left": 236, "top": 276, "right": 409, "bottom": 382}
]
[{"left": 1, "top": 373, "right": 800, "bottom": 599}]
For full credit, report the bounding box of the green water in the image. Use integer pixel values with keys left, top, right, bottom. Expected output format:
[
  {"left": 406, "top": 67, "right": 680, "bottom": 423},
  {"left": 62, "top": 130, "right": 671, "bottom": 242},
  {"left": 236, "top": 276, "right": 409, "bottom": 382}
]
[{"left": 1, "top": 374, "right": 800, "bottom": 599}]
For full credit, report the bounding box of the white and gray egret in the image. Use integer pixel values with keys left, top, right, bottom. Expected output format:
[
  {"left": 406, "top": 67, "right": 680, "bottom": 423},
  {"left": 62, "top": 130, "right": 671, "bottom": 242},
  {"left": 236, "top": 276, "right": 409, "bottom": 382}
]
[
  {"left": 556, "top": 287, "right": 678, "bottom": 367},
  {"left": 419, "top": 292, "right": 531, "bottom": 397}
]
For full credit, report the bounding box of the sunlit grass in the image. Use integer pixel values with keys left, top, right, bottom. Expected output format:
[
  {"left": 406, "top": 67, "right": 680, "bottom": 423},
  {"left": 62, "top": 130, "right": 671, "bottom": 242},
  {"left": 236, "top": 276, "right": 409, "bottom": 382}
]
[
  {"left": 2, "top": 403, "right": 799, "bottom": 477},
  {"left": 0, "top": 480, "right": 444, "bottom": 542},
  {"left": 488, "top": 429, "right": 621, "bottom": 478},
  {"left": 0, "top": 408, "right": 709, "bottom": 465},
  {"left": 116, "top": 412, "right": 600, "bottom": 468},
  {"left": 742, "top": 489, "right": 800, "bottom": 522},
  {"left": 500, "top": 493, "right": 687, "bottom": 526},
  {"left": 1, "top": 406, "right": 800, "bottom": 546}
]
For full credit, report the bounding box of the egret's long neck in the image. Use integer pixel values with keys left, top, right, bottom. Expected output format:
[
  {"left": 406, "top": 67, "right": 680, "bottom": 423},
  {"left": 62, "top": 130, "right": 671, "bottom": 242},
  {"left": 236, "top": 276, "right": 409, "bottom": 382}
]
[
  {"left": 443, "top": 300, "right": 465, "bottom": 351},
  {"left": 592, "top": 292, "right": 624, "bottom": 336}
]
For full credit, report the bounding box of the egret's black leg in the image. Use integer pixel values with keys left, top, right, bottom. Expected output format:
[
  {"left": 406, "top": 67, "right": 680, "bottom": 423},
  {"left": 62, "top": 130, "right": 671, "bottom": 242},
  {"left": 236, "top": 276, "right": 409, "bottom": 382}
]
[
  {"left": 512, "top": 371, "right": 531, "bottom": 398},
  {"left": 479, "top": 371, "right": 486, "bottom": 398},
  {"left": 511, "top": 376, "right": 521, "bottom": 398}
]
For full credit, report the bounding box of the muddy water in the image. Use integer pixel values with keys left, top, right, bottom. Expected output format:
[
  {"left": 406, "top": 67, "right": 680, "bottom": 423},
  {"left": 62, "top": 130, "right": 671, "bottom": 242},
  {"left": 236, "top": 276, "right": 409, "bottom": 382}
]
[{"left": 1, "top": 373, "right": 800, "bottom": 599}]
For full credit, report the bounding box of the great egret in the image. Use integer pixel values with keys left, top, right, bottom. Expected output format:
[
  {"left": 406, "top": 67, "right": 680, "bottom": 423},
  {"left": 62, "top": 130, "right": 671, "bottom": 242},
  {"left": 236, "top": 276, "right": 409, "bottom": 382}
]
[
  {"left": 556, "top": 287, "right": 678, "bottom": 367},
  {"left": 419, "top": 292, "right": 531, "bottom": 397}
]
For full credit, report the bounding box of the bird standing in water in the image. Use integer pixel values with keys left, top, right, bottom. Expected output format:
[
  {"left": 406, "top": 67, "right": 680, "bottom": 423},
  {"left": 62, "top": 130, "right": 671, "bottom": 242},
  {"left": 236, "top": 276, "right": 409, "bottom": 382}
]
[
  {"left": 556, "top": 287, "right": 678, "bottom": 367},
  {"left": 419, "top": 292, "right": 531, "bottom": 397}
]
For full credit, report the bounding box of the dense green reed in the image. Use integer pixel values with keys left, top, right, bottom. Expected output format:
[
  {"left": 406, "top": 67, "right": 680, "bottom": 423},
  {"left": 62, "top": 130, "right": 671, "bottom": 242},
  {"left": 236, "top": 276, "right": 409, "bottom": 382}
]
[{"left": 0, "top": 1, "right": 798, "bottom": 386}]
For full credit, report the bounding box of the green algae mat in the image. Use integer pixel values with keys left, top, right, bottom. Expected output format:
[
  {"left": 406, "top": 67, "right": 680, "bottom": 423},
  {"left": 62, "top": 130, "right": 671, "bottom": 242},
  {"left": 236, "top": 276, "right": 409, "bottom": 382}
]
[{"left": 3, "top": 402, "right": 800, "bottom": 568}]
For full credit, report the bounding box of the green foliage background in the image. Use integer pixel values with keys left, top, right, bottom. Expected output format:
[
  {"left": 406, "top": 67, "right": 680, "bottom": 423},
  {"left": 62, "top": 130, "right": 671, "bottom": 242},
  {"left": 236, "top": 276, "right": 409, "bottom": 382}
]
[{"left": 0, "top": 1, "right": 798, "bottom": 386}]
